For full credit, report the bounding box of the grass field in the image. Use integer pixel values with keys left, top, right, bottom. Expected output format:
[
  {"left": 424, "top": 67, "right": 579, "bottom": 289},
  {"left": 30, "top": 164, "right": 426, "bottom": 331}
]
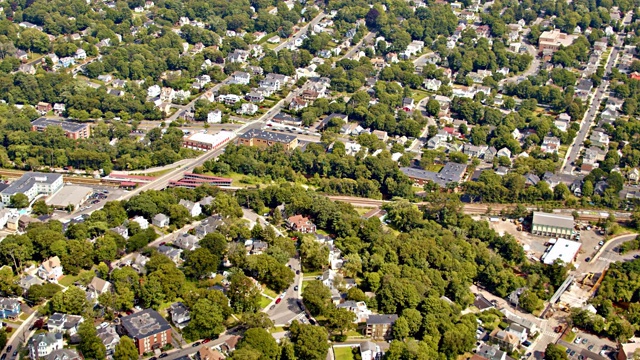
[
  {"left": 262, "top": 287, "right": 278, "bottom": 299},
  {"left": 260, "top": 295, "right": 272, "bottom": 309},
  {"left": 333, "top": 346, "right": 355, "bottom": 360}
]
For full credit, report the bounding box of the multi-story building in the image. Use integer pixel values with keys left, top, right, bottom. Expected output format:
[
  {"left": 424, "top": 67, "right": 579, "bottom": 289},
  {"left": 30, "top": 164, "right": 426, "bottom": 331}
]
[
  {"left": 0, "top": 298, "right": 21, "bottom": 319},
  {"left": 237, "top": 129, "right": 298, "bottom": 150},
  {"left": 538, "top": 30, "right": 577, "bottom": 52},
  {"left": 0, "top": 172, "right": 63, "bottom": 206},
  {"left": 37, "top": 256, "right": 64, "bottom": 283},
  {"left": 31, "top": 118, "right": 91, "bottom": 139},
  {"left": 28, "top": 332, "right": 63, "bottom": 360},
  {"left": 120, "top": 309, "right": 172, "bottom": 355},
  {"left": 365, "top": 315, "right": 398, "bottom": 340}
]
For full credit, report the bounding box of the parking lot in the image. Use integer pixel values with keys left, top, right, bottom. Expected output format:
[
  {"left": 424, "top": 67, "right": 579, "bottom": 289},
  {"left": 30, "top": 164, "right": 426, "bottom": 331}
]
[
  {"left": 558, "top": 329, "right": 616, "bottom": 360},
  {"left": 48, "top": 185, "right": 128, "bottom": 221}
]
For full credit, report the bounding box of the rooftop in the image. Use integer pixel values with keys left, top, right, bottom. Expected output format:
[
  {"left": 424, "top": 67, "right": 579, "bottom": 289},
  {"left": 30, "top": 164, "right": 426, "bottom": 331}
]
[
  {"left": 542, "top": 238, "right": 581, "bottom": 265},
  {"left": 400, "top": 162, "right": 467, "bottom": 187},
  {"left": 366, "top": 314, "right": 398, "bottom": 325},
  {"left": 239, "top": 129, "right": 297, "bottom": 144},
  {"left": 31, "top": 118, "right": 89, "bottom": 133},
  {"left": 532, "top": 212, "right": 574, "bottom": 229},
  {"left": 120, "top": 309, "right": 171, "bottom": 339},
  {"left": 1, "top": 172, "right": 62, "bottom": 197}
]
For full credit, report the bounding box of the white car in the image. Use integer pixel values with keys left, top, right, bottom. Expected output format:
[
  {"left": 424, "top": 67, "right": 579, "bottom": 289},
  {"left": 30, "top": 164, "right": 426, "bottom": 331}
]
[{"left": 574, "top": 337, "right": 582, "bottom": 344}]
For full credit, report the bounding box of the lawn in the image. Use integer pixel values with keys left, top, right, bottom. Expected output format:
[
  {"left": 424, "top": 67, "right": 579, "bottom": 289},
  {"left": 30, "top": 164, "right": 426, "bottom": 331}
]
[
  {"left": 58, "top": 270, "right": 91, "bottom": 287},
  {"left": 410, "top": 89, "right": 430, "bottom": 103},
  {"left": 259, "top": 295, "right": 272, "bottom": 309},
  {"left": 333, "top": 346, "right": 355, "bottom": 360},
  {"left": 270, "top": 326, "right": 285, "bottom": 334},
  {"left": 262, "top": 287, "right": 278, "bottom": 299}
]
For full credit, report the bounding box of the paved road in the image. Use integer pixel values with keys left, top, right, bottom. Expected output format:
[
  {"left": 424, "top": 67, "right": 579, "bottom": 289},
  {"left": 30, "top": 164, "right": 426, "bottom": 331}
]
[
  {"left": 339, "top": 32, "right": 374, "bottom": 61},
  {"left": 561, "top": 33, "right": 624, "bottom": 173},
  {"left": 501, "top": 42, "right": 539, "bottom": 84},
  {"left": 265, "top": 257, "right": 304, "bottom": 326},
  {"left": 273, "top": 12, "right": 327, "bottom": 53}
]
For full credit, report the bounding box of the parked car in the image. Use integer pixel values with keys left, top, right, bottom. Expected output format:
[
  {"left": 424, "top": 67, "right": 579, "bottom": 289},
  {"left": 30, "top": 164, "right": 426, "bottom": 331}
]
[
  {"left": 294, "top": 285, "right": 299, "bottom": 291},
  {"left": 574, "top": 337, "right": 582, "bottom": 344},
  {"left": 159, "top": 353, "right": 168, "bottom": 358},
  {"left": 192, "top": 342, "right": 201, "bottom": 347},
  {"left": 275, "top": 297, "right": 282, "bottom": 304}
]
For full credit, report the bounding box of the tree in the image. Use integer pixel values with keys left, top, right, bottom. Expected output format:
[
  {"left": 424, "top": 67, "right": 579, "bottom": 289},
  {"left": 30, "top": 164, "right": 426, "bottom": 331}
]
[
  {"left": 32, "top": 200, "right": 52, "bottom": 215},
  {"left": 236, "top": 328, "right": 280, "bottom": 360},
  {"left": 9, "top": 193, "right": 29, "bottom": 208},
  {"left": 114, "top": 336, "right": 138, "bottom": 360},
  {"left": 289, "top": 321, "right": 329, "bottom": 360},
  {"left": 183, "top": 248, "right": 218, "bottom": 279},
  {"left": 241, "top": 312, "right": 274, "bottom": 330},
  {"left": 392, "top": 316, "right": 410, "bottom": 340},
  {"left": 50, "top": 286, "right": 88, "bottom": 314},
  {"left": 425, "top": 99, "right": 440, "bottom": 117},
  {"left": 299, "top": 237, "right": 329, "bottom": 272},
  {"left": 518, "top": 289, "right": 542, "bottom": 313},
  {"left": 324, "top": 307, "right": 355, "bottom": 336},
  {"left": 183, "top": 298, "right": 226, "bottom": 341},
  {"left": 78, "top": 321, "right": 107, "bottom": 360},
  {"left": 544, "top": 343, "right": 568, "bottom": 360},
  {"left": 0, "top": 329, "right": 6, "bottom": 351},
  {"left": 302, "top": 280, "right": 331, "bottom": 316},
  {"left": 228, "top": 272, "right": 262, "bottom": 313}
]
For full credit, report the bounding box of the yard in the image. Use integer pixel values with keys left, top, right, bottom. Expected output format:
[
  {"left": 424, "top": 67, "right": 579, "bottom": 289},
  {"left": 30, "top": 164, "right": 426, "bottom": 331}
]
[
  {"left": 259, "top": 295, "right": 272, "bottom": 309},
  {"left": 262, "top": 286, "right": 279, "bottom": 299},
  {"left": 333, "top": 346, "right": 356, "bottom": 360}
]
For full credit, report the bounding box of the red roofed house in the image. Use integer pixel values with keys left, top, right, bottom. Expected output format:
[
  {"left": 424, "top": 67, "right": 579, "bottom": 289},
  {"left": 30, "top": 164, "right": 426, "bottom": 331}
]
[
  {"left": 630, "top": 72, "right": 640, "bottom": 81},
  {"left": 287, "top": 215, "right": 316, "bottom": 233}
]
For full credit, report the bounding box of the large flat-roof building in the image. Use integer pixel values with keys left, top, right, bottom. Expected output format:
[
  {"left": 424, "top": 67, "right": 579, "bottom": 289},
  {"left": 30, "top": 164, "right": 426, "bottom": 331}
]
[
  {"left": 168, "top": 173, "right": 232, "bottom": 189},
  {"left": 119, "top": 309, "right": 172, "bottom": 355},
  {"left": 400, "top": 162, "right": 467, "bottom": 187},
  {"left": 538, "top": 30, "right": 577, "bottom": 52},
  {"left": 237, "top": 129, "right": 298, "bottom": 150},
  {"left": 182, "top": 131, "right": 234, "bottom": 151},
  {"left": 542, "top": 238, "right": 581, "bottom": 265},
  {"left": 45, "top": 185, "right": 92, "bottom": 209},
  {"left": 0, "top": 172, "right": 63, "bottom": 206},
  {"left": 31, "top": 118, "right": 91, "bottom": 139},
  {"left": 531, "top": 212, "right": 574, "bottom": 237}
]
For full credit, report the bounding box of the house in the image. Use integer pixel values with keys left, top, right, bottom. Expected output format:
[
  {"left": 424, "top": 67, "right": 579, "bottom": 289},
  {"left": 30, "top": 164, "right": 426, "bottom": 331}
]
[
  {"left": 37, "top": 256, "right": 63, "bottom": 283},
  {"left": 289, "top": 97, "right": 308, "bottom": 111},
  {"left": 230, "top": 71, "right": 251, "bottom": 85},
  {"left": 28, "top": 332, "right": 63, "bottom": 360},
  {"left": 87, "top": 277, "right": 112, "bottom": 301},
  {"left": 0, "top": 298, "right": 21, "bottom": 319},
  {"left": 554, "top": 118, "right": 569, "bottom": 132},
  {"left": 260, "top": 73, "right": 289, "bottom": 92},
  {"left": 46, "top": 349, "right": 82, "bottom": 360},
  {"left": 36, "top": 102, "right": 52, "bottom": 115},
  {"left": 372, "top": 130, "right": 388, "bottom": 142},
  {"left": 507, "top": 323, "right": 528, "bottom": 343},
  {"left": 245, "top": 91, "right": 264, "bottom": 103},
  {"left": 589, "top": 130, "right": 610, "bottom": 149},
  {"left": 287, "top": 215, "right": 316, "bottom": 233},
  {"left": 97, "top": 325, "right": 120, "bottom": 356},
  {"left": 337, "top": 301, "right": 372, "bottom": 323},
  {"left": 205, "top": 109, "right": 222, "bottom": 124},
  {"left": 158, "top": 245, "right": 183, "bottom": 264},
  {"left": 74, "top": 49, "right": 86, "bottom": 60},
  {"left": 152, "top": 213, "right": 170, "bottom": 228},
  {"left": 52, "top": 103, "right": 65, "bottom": 116},
  {"left": 475, "top": 344, "right": 506, "bottom": 360},
  {"left": 174, "top": 234, "right": 199, "bottom": 251},
  {"left": 18, "top": 64, "right": 36, "bottom": 75},
  {"left": 628, "top": 168, "right": 640, "bottom": 183},
  {"left": 501, "top": 309, "right": 538, "bottom": 333},
  {"left": 195, "top": 215, "right": 224, "bottom": 238},
  {"left": 147, "top": 85, "right": 161, "bottom": 98},
  {"left": 179, "top": 199, "right": 201, "bottom": 217},
  {"left": 541, "top": 136, "right": 561, "bottom": 153},
  {"left": 110, "top": 225, "right": 129, "bottom": 239},
  {"left": 600, "top": 108, "right": 620, "bottom": 124},
  {"left": 575, "top": 79, "right": 593, "bottom": 100},
  {"left": 120, "top": 309, "right": 172, "bottom": 355},
  {"left": 198, "top": 346, "right": 225, "bottom": 360},
  {"left": 159, "top": 87, "right": 175, "bottom": 102},
  {"left": 251, "top": 241, "right": 268, "bottom": 255},
  {"left": 402, "top": 97, "right": 415, "bottom": 111},
  {"left": 473, "top": 294, "right": 494, "bottom": 312},
  {"left": 132, "top": 216, "right": 149, "bottom": 230},
  {"left": 489, "top": 328, "right": 520, "bottom": 352},
  {"left": 18, "top": 274, "right": 44, "bottom": 292},
  {"left": 59, "top": 57, "right": 75, "bottom": 68},
  {"left": 46, "top": 313, "right": 84, "bottom": 335},
  {"left": 360, "top": 341, "right": 381, "bottom": 360},
  {"left": 237, "top": 103, "right": 258, "bottom": 115},
  {"left": 424, "top": 78, "right": 442, "bottom": 91},
  {"left": 496, "top": 147, "right": 511, "bottom": 159},
  {"left": 16, "top": 50, "right": 28, "bottom": 62},
  {"left": 218, "top": 94, "right": 241, "bottom": 106},
  {"left": 365, "top": 315, "right": 398, "bottom": 340},
  {"left": 169, "top": 302, "right": 190, "bottom": 329},
  {"left": 227, "top": 50, "right": 250, "bottom": 63}
]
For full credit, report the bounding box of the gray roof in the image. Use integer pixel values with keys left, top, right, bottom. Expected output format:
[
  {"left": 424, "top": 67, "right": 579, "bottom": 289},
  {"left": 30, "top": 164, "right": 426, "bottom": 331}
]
[
  {"left": 31, "top": 118, "right": 88, "bottom": 133},
  {"left": 46, "top": 349, "right": 82, "bottom": 360},
  {"left": 532, "top": 211, "right": 573, "bottom": 229},
  {"left": 153, "top": 213, "right": 169, "bottom": 222},
  {"left": 30, "top": 332, "right": 62, "bottom": 347},
  {"left": 476, "top": 344, "right": 505, "bottom": 360},
  {"left": 400, "top": 162, "right": 466, "bottom": 187},
  {"left": 239, "top": 129, "right": 297, "bottom": 144},
  {"left": 0, "top": 297, "right": 20, "bottom": 310},
  {"left": 366, "top": 314, "right": 398, "bottom": 325},
  {"left": 360, "top": 341, "right": 377, "bottom": 352},
  {"left": 120, "top": 309, "right": 171, "bottom": 339},
  {"left": 1, "top": 172, "right": 63, "bottom": 197}
]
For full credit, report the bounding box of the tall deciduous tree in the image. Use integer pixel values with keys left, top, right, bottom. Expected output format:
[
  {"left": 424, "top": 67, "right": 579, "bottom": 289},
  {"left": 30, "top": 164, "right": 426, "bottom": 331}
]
[{"left": 114, "top": 336, "right": 138, "bottom": 360}]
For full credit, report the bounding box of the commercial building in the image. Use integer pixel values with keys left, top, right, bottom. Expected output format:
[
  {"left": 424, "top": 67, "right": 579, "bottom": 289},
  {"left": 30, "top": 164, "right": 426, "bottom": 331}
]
[
  {"left": 618, "top": 337, "right": 640, "bottom": 360},
  {"left": 31, "top": 118, "right": 91, "bottom": 139},
  {"left": 120, "top": 309, "right": 172, "bottom": 355},
  {"left": 237, "top": 129, "right": 298, "bottom": 150},
  {"left": 365, "top": 314, "right": 398, "bottom": 340},
  {"left": 538, "top": 30, "right": 577, "bottom": 52},
  {"left": 168, "top": 173, "right": 232, "bottom": 189},
  {"left": 45, "top": 185, "right": 92, "bottom": 209},
  {"left": 531, "top": 212, "right": 574, "bottom": 237},
  {"left": 0, "top": 172, "right": 63, "bottom": 206},
  {"left": 400, "top": 162, "right": 467, "bottom": 188},
  {"left": 182, "top": 131, "right": 234, "bottom": 151},
  {"left": 542, "top": 238, "right": 581, "bottom": 265}
]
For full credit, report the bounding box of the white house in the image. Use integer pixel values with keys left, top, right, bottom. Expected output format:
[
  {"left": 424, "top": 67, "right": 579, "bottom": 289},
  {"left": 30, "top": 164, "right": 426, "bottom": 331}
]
[
  {"left": 147, "top": 85, "right": 161, "bottom": 98},
  {"left": 74, "top": 49, "right": 86, "bottom": 60},
  {"left": 424, "top": 78, "right": 442, "bottom": 91},
  {"left": 179, "top": 199, "right": 201, "bottom": 217},
  {"left": 360, "top": 342, "right": 381, "bottom": 360},
  {"left": 230, "top": 71, "right": 251, "bottom": 85},
  {"left": 152, "top": 213, "right": 170, "bottom": 228},
  {"left": 28, "top": 333, "right": 63, "bottom": 360},
  {"left": 207, "top": 109, "right": 222, "bottom": 124},
  {"left": 132, "top": 216, "right": 149, "bottom": 230},
  {"left": 337, "top": 301, "right": 372, "bottom": 323},
  {"left": 497, "top": 147, "right": 512, "bottom": 159},
  {"left": 237, "top": 103, "right": 258, "bottom": 115},
  {"left": 37, "top": 257, "right": 63, "bottom": 283}
]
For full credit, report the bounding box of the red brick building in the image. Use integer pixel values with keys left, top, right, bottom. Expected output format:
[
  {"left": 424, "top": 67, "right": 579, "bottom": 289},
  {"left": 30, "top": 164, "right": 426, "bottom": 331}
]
[{"left": 120, "top": 309, "right": 172, "bottom": 355}]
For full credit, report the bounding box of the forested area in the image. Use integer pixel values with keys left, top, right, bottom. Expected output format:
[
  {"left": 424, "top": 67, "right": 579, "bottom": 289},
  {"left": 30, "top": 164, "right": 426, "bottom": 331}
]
[{"left": 571, "top": 259, "right": 640, "bottom": 342}]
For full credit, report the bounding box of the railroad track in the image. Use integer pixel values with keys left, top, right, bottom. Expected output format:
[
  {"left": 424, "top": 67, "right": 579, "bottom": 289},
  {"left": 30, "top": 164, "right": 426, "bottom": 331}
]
[{"left": 0, "top": 169, "right": 117, "bottom": 186}]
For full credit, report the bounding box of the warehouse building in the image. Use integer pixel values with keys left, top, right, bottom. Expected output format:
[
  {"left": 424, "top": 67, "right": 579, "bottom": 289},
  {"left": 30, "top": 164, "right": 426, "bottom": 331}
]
[
  {"left": 531, "top": 212, "right": 574, "bottom": 237},
  {"left": 182, "top": 131, "right": 234, "bottom": 151},
  {"left": 45, "top": 185, "right": 93, "bottom": 210},
  {"left": 542, "top": 238, "right": 581, "bottom": 265}
]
